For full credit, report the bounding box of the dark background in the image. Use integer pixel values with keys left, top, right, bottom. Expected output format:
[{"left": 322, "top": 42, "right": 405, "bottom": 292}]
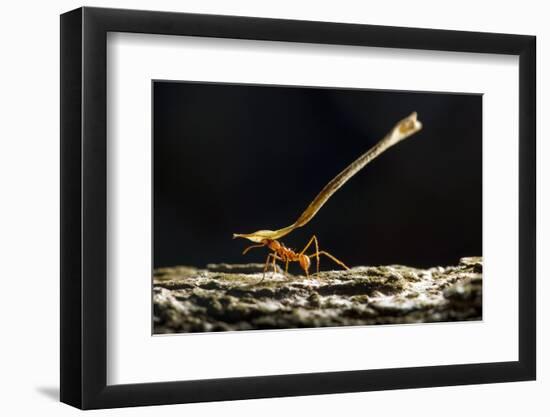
[{"left": 153, "top": 81, "right": 481, "bottom": 269}]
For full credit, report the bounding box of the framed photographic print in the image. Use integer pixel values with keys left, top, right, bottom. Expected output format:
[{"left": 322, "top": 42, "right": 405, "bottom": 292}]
[{"left": 60, "top": 6, "right": 536, "bottom": 409}]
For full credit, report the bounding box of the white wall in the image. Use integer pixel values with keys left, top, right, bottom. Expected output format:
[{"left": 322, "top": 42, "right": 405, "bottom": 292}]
[{"left": 0, "top": 0, "right": 545, "bottom": 415}]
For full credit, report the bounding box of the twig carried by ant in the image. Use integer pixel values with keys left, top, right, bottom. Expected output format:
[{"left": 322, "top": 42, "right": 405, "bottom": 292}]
[{"left": 233, "top": 112, "right": 423, "bottom": 279}]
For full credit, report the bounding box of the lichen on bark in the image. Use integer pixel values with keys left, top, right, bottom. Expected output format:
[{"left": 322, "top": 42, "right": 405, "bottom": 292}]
[{"left": 153, "top": 257, "right": 482, "bottom": 333}]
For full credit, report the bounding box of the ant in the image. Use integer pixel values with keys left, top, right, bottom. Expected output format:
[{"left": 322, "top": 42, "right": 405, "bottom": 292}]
[{"left": 240, "top": 235, "right": 349, "bottom": 281}]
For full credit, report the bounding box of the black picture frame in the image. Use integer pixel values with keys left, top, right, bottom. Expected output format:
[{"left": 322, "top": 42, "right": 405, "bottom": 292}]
[{"left": 60, "top": 6, "right": 536, "bottom": 410}]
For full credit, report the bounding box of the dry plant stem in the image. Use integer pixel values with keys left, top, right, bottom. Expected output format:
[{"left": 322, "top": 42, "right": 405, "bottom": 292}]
[
  {"left": 233, "top": 112, "right": 423, "bottom": 243},
  {"left": 234, "top": 112, "right": 422, "bottom": 278}
]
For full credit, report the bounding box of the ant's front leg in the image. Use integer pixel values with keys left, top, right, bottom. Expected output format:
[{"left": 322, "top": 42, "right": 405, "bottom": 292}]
[
  {"left": 260, "top": 253, "right": 282, "bottom": 283},
  {"left": 261, "top": 253, "right": 273, "bottom": 283}
]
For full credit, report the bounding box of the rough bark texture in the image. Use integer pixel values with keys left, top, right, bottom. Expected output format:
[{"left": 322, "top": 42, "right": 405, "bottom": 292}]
[{"left": 153, "top": 257, "right": 482, "bottom": 333}]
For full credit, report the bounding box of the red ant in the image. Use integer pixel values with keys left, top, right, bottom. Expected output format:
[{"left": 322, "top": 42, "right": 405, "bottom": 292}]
[{"left": 240, "top": 235, "right": 349, "bottom": 281}]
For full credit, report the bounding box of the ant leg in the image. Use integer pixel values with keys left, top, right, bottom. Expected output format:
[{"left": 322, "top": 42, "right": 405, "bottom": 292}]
[
  {"left": 285, "top": 260, "right": 289, "bottom": 274},
  {"left": 261, "top": 253, "right": 274, "bottom": 283},
  {"left": 299, "top": 235, "right": 316, "bottom": 254},
  {"left": 309, "top": 250, "right": 350, "bottom": 271},
  {"left": 313, "top": 237, "right": 320, "bottom": 274},
  {"left": 300, "top": 235, "right": 320, "bottom": 274},
  {"left": 261, "top": 253, "right": 283, "bottom": 283}
]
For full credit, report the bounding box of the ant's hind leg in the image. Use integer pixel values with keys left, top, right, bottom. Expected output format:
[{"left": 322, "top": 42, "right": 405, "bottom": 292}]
[
  {"left": 310, "top": 250, "right": 350, "bottom": 271},
  {"left": 313, "top": 237, "right": 320, "bottom": 274}
]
